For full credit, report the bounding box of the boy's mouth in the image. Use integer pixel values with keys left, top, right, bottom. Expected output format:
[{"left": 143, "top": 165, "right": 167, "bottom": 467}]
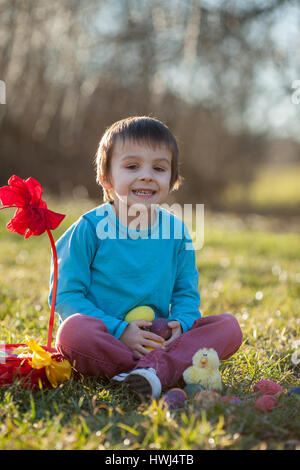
[{"left": 131, "top": 189, "right": 157, "bottom": 198}]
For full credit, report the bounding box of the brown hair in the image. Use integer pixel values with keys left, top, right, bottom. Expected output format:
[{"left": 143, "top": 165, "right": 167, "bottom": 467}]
[{"left": 95, "top": 116, "right": 183, "bottom": 202}]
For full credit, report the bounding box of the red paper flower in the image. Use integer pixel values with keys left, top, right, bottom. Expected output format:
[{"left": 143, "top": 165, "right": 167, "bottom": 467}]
[
  {"left": 0, "top": 175, "right": 65, "bottom": 238},
  {"left": 0, "top": 175, "right": 65, "bottom": 348}
]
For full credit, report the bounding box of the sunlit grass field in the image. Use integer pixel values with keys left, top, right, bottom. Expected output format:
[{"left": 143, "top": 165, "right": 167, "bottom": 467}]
[
  {"left": 223, "top": 163, "right": 300, "bottom": 212},
  {"left": 0, "top": 194, "right": 300, "bottom": 450}
]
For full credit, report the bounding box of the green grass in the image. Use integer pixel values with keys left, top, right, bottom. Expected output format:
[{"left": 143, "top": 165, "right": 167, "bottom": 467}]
[{"left": 0, "top": 199, "right": 300, "bottom": 450}]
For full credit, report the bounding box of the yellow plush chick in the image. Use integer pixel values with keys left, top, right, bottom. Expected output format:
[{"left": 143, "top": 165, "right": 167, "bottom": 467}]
[{"left": 183, "top": 348, "right": 222, "bottom": 392}]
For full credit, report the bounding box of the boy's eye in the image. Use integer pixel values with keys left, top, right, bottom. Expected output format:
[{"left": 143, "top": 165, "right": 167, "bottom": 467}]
[{"left": 126, "top": 165, "right": 166, "bottom": 172}]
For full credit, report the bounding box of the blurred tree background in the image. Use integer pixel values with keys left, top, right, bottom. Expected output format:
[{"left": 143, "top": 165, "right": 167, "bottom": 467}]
[{"left": 0, "top": 0, "right": 300, "bottom": 212}]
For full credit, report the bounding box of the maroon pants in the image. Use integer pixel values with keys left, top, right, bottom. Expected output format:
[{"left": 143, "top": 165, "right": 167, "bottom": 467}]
[{"left": 55, "top": 313, "right": 243, "bottom": 389}]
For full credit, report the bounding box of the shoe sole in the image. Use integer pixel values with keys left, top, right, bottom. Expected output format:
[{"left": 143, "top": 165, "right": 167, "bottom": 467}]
[{"left": 123, "top": 374, "right": 152, "bottom": 400}]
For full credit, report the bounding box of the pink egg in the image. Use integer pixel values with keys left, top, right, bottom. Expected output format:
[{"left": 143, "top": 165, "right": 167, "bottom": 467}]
[
  {"left": 253, "top": 380, "right": 284, "bottom": 396},
  {"left": 194, "top": 390, "right": 221, "bottom": 407},
  {"left": 254, "top": 394, "right": 279, "bottom": 413}
]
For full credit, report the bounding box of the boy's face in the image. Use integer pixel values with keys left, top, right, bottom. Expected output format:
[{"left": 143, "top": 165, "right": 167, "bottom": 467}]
[{"left": 102, "top": 138, "right": 172, "bottom": 215}]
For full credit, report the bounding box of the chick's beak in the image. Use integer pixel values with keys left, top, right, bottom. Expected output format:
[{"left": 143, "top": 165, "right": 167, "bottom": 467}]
[{"left": 201, "top": 358, "right": 207, "bottom": 366}]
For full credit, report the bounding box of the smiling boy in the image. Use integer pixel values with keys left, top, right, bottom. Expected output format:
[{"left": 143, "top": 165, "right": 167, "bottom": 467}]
[
  {"left": 96, "top": 116, "right": 181, "bottom": 228},
  {"left": 100, "top": 139, "right": 172, "bottom": 228},
  {"left": 50, "top": 116, "right": 242, "bottom": 400}
]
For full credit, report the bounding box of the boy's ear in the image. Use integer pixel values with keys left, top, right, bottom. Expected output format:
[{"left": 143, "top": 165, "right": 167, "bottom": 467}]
[{"left": 99, "top": 175, "right": 113, "bottom": 190}]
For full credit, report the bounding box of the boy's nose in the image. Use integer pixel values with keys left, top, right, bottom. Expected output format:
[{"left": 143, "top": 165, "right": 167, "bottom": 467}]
[{"left": 140, "top": 175, "right": 153, "bottom": 182}]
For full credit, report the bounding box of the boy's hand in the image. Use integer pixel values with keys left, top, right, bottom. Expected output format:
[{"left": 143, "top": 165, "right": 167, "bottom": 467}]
[
  {"left": 162, "top": 321, "right": 182, "bottom": 349},
  {"left": 119, "top": 319, "right": 165, "bottom": 360}
]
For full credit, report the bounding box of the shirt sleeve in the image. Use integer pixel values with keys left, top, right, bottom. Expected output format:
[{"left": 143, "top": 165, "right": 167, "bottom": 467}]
[
  {"left": 168, "top": 225, "right": 201, "bottom": 333},
  {"left": 48, "top": 216, "right": 128, "bottom": 339}
]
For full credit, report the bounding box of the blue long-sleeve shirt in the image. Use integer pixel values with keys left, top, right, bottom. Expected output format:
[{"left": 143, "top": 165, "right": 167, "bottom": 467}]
[{"left": 49, "top": 202, "right": 201, "bottom": 339}]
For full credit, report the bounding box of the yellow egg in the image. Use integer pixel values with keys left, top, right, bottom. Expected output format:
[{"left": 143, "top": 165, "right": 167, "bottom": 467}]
[
  {"left": 124, "top": 306, "right": 155, "bottom": 323},
  {"left": 146, "top": 338, "right": 165, "bottom": 351}
]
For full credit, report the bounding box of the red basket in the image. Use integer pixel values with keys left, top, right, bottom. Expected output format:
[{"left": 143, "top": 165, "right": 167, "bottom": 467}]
[
  {"left": 0, "top": 344, "right": 63, "bottom": 389},
  {"left": 0, "top": 175, "right": 70, "bottom": 389}
]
